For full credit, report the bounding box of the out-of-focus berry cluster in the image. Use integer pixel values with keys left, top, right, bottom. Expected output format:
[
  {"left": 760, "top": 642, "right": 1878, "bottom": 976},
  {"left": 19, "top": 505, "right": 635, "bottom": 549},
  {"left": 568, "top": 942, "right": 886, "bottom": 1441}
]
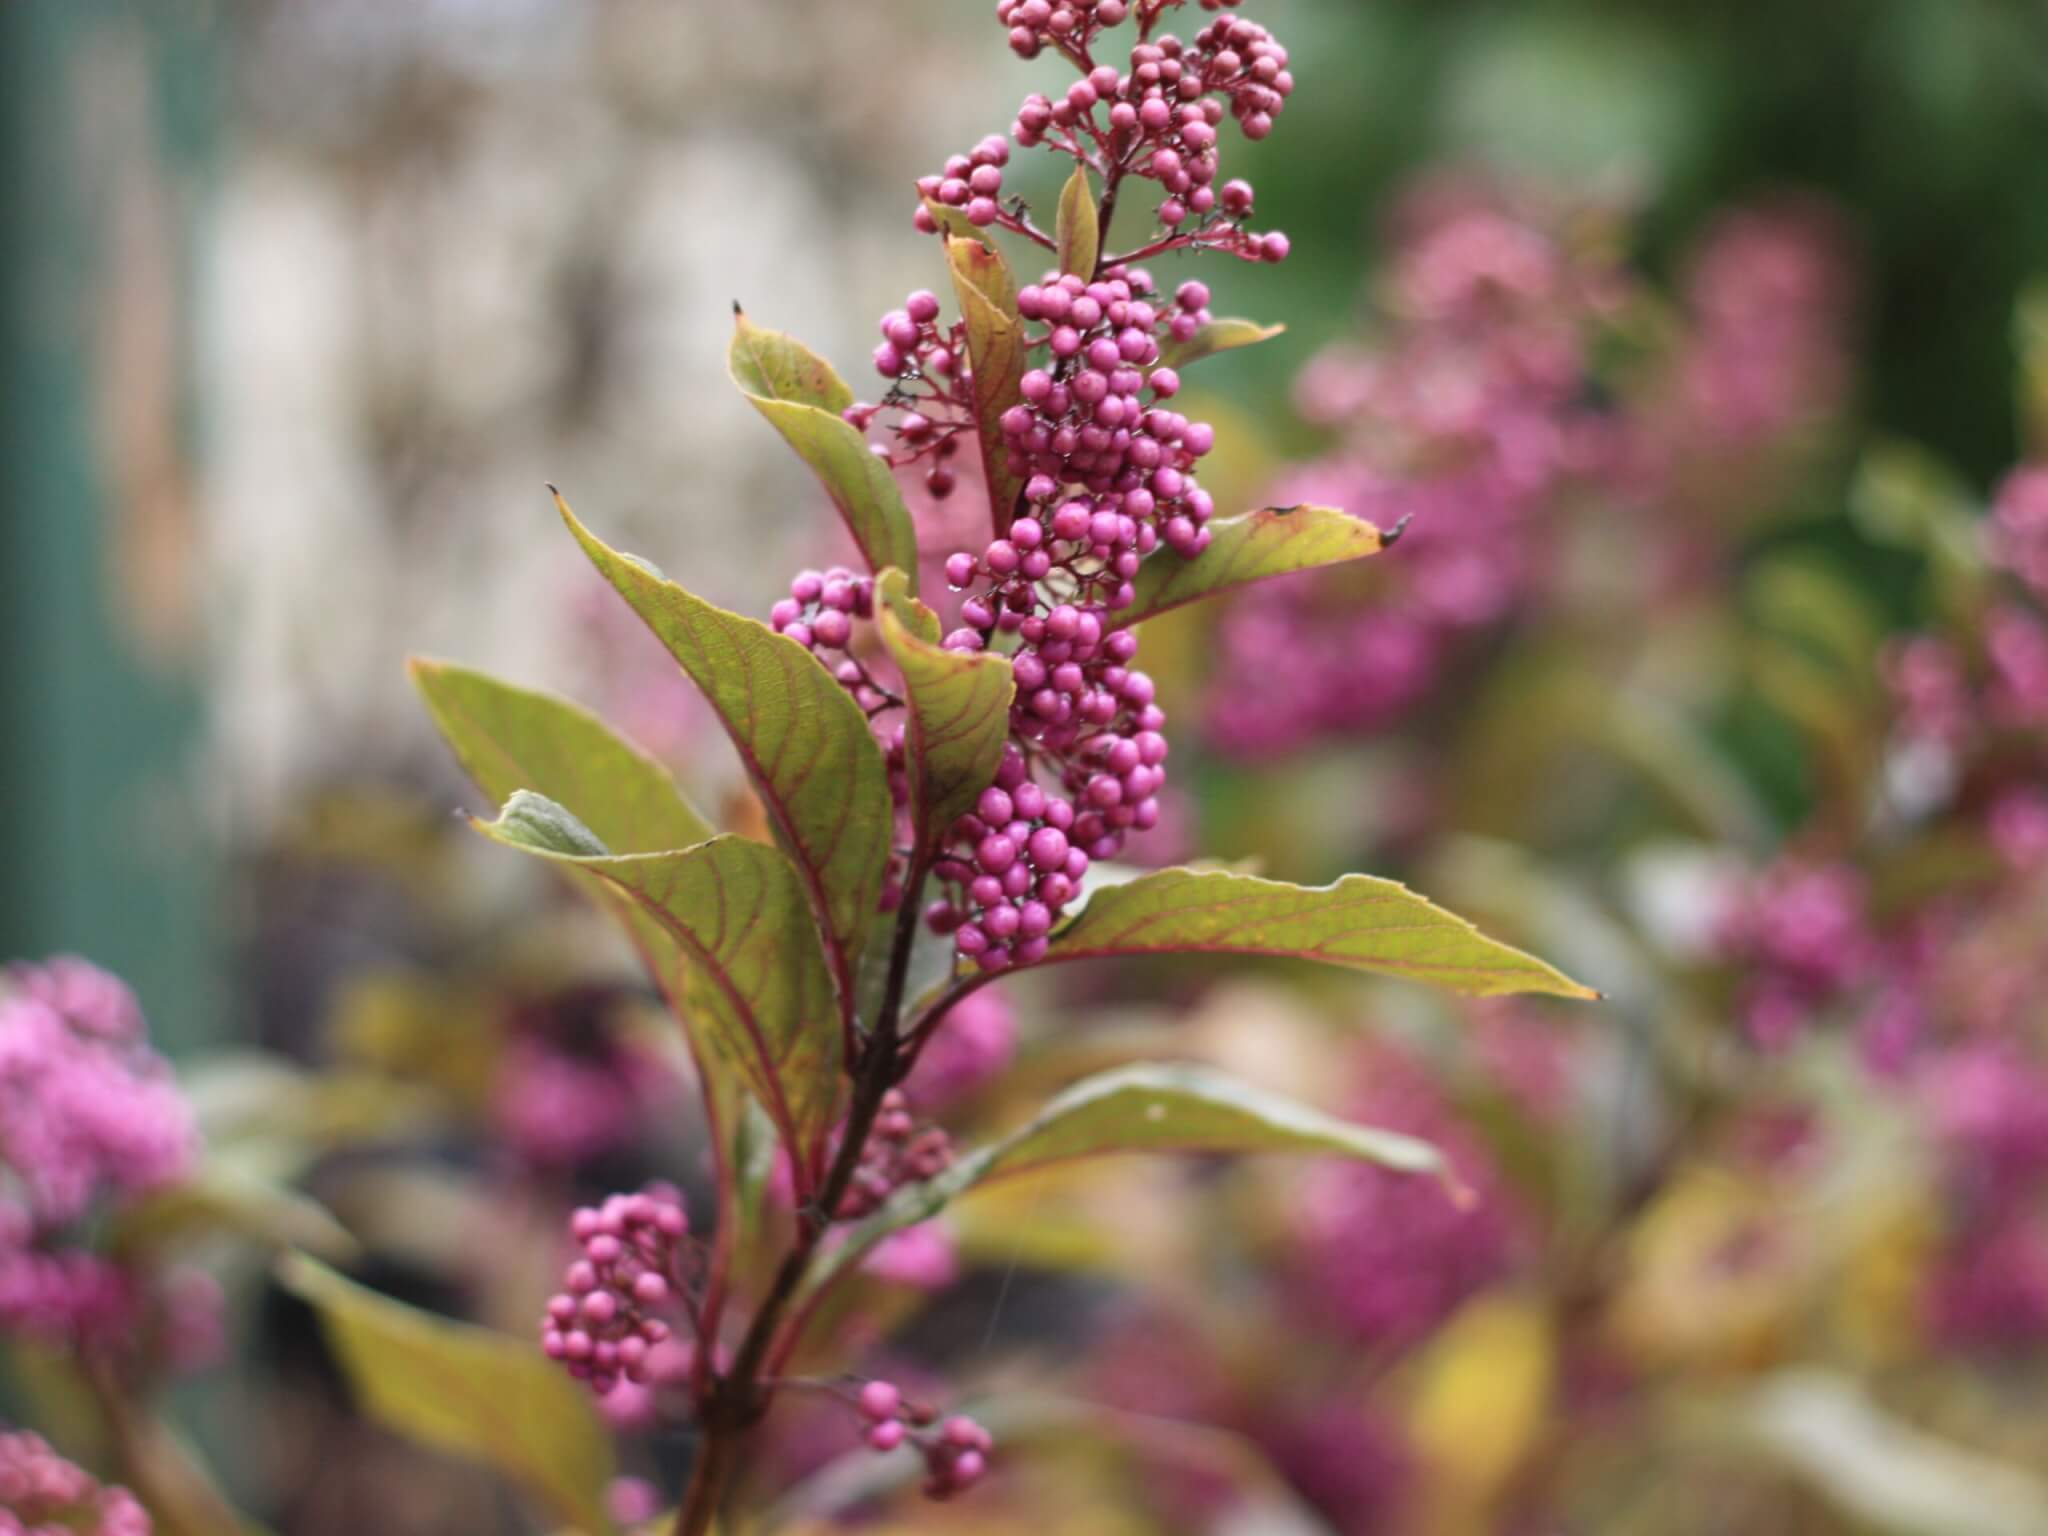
[
  {"left": 835, "top": 1091, "right": 954, "bottom": 1220},
  {"left": 1203, "top": 184, "right": 1855, "bottom": 757},
  {"left": 0, "top": 1430, "right": 150, "bottom": 1536},
  {"left": 0, "top": 957, "right": 213, "bottom": 1367},
  {"left": 853, "top": 1380, "right": 993, "bottom": 1501},
  {"left": 540, "top": 1186, "right": 690, "bottom": 1397}
]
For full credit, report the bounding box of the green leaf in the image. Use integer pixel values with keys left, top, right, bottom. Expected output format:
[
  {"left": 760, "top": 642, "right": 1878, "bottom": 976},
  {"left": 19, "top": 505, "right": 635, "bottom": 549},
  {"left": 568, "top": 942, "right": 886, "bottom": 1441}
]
[
  {"left": 854, "top": 908, "right": 962, "bottom": 1033},
  {"left": 920, "top": 197, "right": 981, "bottom": 241},
  {"left": 558, "top": 494, "right": 892, "bottom": 1018},
  {"left": 110, "top": 1164, "right": 359, "bottom": 1265},
  {"left": 729, "top": 310, "right": 919, "bottom": 583},
  {"left": 278, "top": 1254, "right": 619, "bottom": 1536},
  {"left": 409, "top": 658, "right": 715, "bottom": 854},
  {"left": 475, "top": 799, "right": 844, "bottom": 1173},
  {"left": 1119, "top": 504, "right": 1394, "bottom": 625},
  {"left": 803, "top": 1062, "right": 1450, "bottom": 1305},
  {"left": 1056, "top": 163, "right": 1099, "bottom": 280},
  {"left": 874, "top": 568, "right": 1015, "bottom": 861},
  {"left": 944, "top": 234, "right": 1030, "bottom": 535},
  {"left": 490, "top": 788, "right": 610, "bottom": 858},
  {"left": 1043, "top": 867, "right": 1599, "bottom": 999},
  {"left": 1158, "top": 317, "right": 1286, "bottom": 371}
]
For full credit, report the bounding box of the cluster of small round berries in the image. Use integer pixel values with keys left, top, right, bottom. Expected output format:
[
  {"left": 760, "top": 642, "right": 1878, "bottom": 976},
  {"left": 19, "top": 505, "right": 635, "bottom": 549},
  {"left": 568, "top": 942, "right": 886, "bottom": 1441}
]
[
  {"left": 0, "top": 1430, "right": 150, "bottom": 1536},
  {"left": 851, "top": 290, "right": 975, "bottom": 501},
  {"left": 854, "top": 1381, "right": 993, "bottom": 1501},
  {"left": 995, "top": 0, "right": 1128, "bottom": 60},
  {"left": 540, "top": 1187, "right": 688, "bottom": 1397},
  {"left": 769, "top": 567, "right": 878, "bottom": 658},
  {"left": 913, "top": 135, "right": 1014, "bottom": 233},
  {"left": 837, "top": 1092, "right": 953, "bottom": 1219}
]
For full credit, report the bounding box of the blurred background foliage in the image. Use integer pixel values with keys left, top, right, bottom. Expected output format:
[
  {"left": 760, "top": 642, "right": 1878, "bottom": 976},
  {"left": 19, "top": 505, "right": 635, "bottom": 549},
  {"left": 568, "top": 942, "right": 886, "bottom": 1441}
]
[{"left": 7, "top": 1, "right": 2048, "bottom": 1533}]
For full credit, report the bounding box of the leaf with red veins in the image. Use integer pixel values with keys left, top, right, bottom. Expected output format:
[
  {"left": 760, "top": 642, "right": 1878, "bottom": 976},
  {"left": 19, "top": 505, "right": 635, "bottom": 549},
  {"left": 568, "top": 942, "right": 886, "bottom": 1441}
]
[
  {"left": 1120, "top": 504, "right": 1396, "bottom": 625},
  {"left": 944, "top": 234, "right": 1031, "bottom": 537}
]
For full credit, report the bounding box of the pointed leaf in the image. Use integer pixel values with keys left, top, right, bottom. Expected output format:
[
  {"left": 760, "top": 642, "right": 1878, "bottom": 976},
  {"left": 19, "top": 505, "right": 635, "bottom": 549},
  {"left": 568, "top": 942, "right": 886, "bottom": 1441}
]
[
  {"left": 1056, "top": 163, "right": 1100, "bottom": 280},
  {"left": 558, "top": 495, "right": 892, "bottom": 1018},
  {"left": 478, "top": 799, "right": 843, "bottom": 1168},
  {"left": 874, "top": 569, "right": 1015, "bottom": 861},
  {"left": 920, "top": 198, "right": 981, "bottom": 240},
  {"left": 729, "top": 311, "right": 919, "bottom": 582},
  {"left": 944, "top": 234, "right": 1030, "bottom": 536},
  {"left": 409, "top": 658, "right": 715, "bottom": 854},
  {"left": 1120, "top": 504, "right": 1394, "bottom": 625},
  {"left": 1158, "top": 317, "right": 1287, "bottom": 371},
  {"left": 803, "top": 1062, "right": 1448, "bottom": 1305},
  {"left": 279, "top": 1255, "right": 620, "bottom": 1536},
  {"left": 1043, "top": 867, "right": 1599, "bottom": 998}
]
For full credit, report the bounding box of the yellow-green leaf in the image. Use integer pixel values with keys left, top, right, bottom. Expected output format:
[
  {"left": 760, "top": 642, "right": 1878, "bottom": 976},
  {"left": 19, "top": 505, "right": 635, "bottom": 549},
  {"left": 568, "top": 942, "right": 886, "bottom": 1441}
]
[
  {"left": 478, "top": 799, "right": 843, "bottom": 1174},
  {"left": 1120, "top": 504, "right": 1394, "bottom": 625},
  {"left": 944, "top": 235, "right": 1030, "bottom": 535},
  {"left": 729, "top": 310, "right": 919, "bottom": 582},
  {"left": 409, "top": 659, "right": 716, "bottom": 855},
  {"left": 1056, "top": 163, "right": 1099, "bottom": 279},
  {"left": 110, "top": 1164, "right": 358, "bottom": 1266},
  {"left": 802, "top": 1062, "right": 1449, "bottom": 1305},
  {"left": 1045, "top": 867, "right": 1599, "bottom": 999},
  {"left": 558, "top": 495, "right": 892, "bottom": 1019},
  {"left": 1157, "top": 317, "right": 1286, "bottom": 371},
  {"left": 279, "top": 1254, "right": 619, "bottom": 1536},
  {"left": 874, "top": 569, "right": 1015, "bottom": 862}
]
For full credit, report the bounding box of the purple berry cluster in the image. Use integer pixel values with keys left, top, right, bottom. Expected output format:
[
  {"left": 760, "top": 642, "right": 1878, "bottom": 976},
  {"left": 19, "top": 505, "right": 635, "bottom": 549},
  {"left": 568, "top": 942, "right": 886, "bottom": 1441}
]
[
  {"left": 820, "top": 3, "right": 1301, "bottom": 971},
  {"left": 540, "top": 1186, "right": 690, "bottom": 1397},
  {"left": 854, "top": 1380, "right": 993, "bottom": 1500},
  {"left": 0, "top": 1429, "right": 150, "bottom": 1536},
  {"left": 922, "top": 2, "right": 1292, "bottom": 267},
  {"left": 836, "top": 1090, "right": 954, "bottom": 1220},
  {"left": 0, "top": 957, "right": 205, "bottom": 1357}
]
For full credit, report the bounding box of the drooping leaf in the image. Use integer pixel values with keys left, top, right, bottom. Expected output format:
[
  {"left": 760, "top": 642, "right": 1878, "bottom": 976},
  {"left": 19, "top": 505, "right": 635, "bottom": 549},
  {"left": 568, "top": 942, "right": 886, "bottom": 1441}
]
[
  {"left": 944, "top": 234, "right": 1029, "bottom": 535},
  {"left": 1042, "top": 867, "right": 1599, "bottom": 999},
  {"left": 1119, "top": 504, "right": 1394, "bottom": 625},
  {"left": 1158, "top": 317, "right": 1287, "bottom": 371},
  {"left": 409, "top": 659, "right": 715, "bottom": 854},
  {"left": 729, "top": 310, "right": 919, "bottom": 582},
  {"left": 1056, "top": 163, "right": 1100, "bottom": 280},
  {"left": 558, "top": 495, "right": 892, "bottom": 1017},
  {"left": 477, "top": 798, "right": 843, "bottom": 1170},
  {"left": 279, "top": 1255, "right": 619, "bottom": 1536},
  {"left": 874, "top": 568, "right": 1015, "bottom": 861},
  {"left": 490, "top": 789, "right": 610, "bottom": 858},
  {"left": 802, "top": 1061, "right": 1450, "bottom": 1304},
  {"left": 110, "top": 1164, "right": 358, "bottom": 1265}
]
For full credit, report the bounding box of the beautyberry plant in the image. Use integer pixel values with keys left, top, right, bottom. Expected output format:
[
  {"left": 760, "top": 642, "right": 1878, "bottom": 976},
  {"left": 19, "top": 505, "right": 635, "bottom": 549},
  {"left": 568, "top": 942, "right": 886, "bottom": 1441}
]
[{"left": 364, "top": 4, "right": 1597, "bottom": 1531}]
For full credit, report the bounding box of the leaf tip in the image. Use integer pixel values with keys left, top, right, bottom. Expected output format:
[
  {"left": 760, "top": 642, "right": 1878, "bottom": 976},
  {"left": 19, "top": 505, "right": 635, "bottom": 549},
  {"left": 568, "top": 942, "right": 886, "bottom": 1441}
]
[{"left": 1383, "top": 513, "right": 1414, "bottom": 548}]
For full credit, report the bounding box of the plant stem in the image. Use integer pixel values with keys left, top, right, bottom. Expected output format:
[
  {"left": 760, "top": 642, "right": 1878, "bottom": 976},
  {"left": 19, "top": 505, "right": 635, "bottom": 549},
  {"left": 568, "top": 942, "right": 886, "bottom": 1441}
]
[{"left": 671, "top": 872, "right": 929, "bottom": 1536}]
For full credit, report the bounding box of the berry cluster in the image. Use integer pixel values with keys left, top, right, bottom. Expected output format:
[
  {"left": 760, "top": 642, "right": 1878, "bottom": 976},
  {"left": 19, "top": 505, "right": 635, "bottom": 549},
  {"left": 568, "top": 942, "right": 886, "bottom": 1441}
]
[
  {"left": 836, "top": 1091, "right": 954, "bottom": 1220},
  {"left": 856, "top": 290, "right": 976, "bottom": 503},
  {"left": 854, "top": 1381, "right": 993, "bottom": 1501},
  {"left": 540, "top": 1187, "right": 689, "bottom": 1397},
  {"left": 0, "top": 1430, "right": 150, "bottom": 1536},
  {"left": 0, "top": 957, "right": 203, "bottom": 1356},
  {"left": 924, "top": 4, "right": 1291, "bottom": 266}
]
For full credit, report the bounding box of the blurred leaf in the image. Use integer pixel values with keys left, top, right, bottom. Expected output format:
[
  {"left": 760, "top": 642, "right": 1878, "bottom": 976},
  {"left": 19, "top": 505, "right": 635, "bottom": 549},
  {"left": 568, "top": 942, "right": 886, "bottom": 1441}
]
[
  {"left": 803, "top": 1061, "right": 1449, "bottom": 1303},
  {"left": 1407, "top": 1294, "right": 1555, "bottom": 1530},
  {"left": 279, "top": 1255, "right": 619, "bottom": 1536},
  {"left": 2017, "top": 280, "right": 2048, "bottom": 456},
  {"left": 109, "top": 1164, "right": 357, "bottom": 1265},
  {"left": 1851, "top": 440, "right": 1988, "bottom": 624},
  {"left": 1157, "top": 317, "right": 1287, "bottom": 371},
  {"left": 945, "top": 234, "right": 1030, "bottom": 534},
  {"left": 729, "top": 311, "right": 918, "bottom": 582},
  {"left": 1743, "top": 1371, "right": 2048, "bottom": 1536},
  {"left": 1044, "top": 867, "right": 1600, "bottom": 998},
  {"left": 560, "top": 495, "right": 891, "bottom": 1017},
  {"left": 409, "top": 660, "right": 715, "bottom": 854},
  {"left": 1121, "top": 504, "right": 1392, "bottom": 625},
  {"left": 874, "top": 568, "right": 1015, "bottom": 863},
  {"left": 1056, "top": 163, "right": 1100, "bottom": 279},
  {"left": 477, "top": 798, "right": 843, "bottom": 1175}
]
